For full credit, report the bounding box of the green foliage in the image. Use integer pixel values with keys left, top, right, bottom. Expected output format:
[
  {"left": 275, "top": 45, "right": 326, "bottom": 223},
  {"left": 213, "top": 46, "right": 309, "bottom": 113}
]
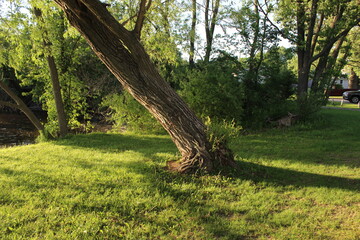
[
  {"left": 205, "top": 117, "right": 242, "bottom": 152},
  {"left": 0, "top": 109, "right": 359, "bottom": 239},
  {"left": 101, "top": 92, "right": 164, "bottom": 133},
  {"left": 0, "top": 1, "right": 114, "bottom": 136},
  {"left": 179, "top": 54, "right": 243, "bottom": 122},
  {"left": 296, "top": 93, "right": 324, "bottom": 120},
  {"left": 239, "top": 47, "right": 297, "bottom": 127},
  {"left": 260, "top": 47, "right": 297, "bottom": 119}
]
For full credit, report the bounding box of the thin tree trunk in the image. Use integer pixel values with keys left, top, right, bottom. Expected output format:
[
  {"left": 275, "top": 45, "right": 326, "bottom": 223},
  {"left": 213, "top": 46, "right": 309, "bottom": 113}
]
[
  {"left": 204, "top": 0, "right": 220, "bottom": 63},
  {"left": 47, "top": 55, "right": 68, "bottom": 137},
  {"left": 53, "top": 0, "right": 235, "bottom": 173},
  {"left": 349, "top": 68, "right": 359, "bottom": 89},
  {"left": 296, "top": 0, "right": 308, "bottom": 97},
  {"left": 189, "top": 0, "right": 196, "bottom": 67},
  {"left": 33, "top": 7, "right": 68, "bottom": 137},
  {"left": 312, "top": 35, "right": 346, "bottom": 93}
]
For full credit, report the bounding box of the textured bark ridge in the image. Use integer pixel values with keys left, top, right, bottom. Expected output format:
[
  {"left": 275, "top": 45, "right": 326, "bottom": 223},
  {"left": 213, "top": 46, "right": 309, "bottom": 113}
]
[{"left": 54, "top": 0, "right": 236, "bottom": 173}]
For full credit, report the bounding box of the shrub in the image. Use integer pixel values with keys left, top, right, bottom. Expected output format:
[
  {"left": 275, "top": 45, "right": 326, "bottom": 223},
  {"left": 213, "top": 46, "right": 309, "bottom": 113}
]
[
  {"left": 101, "top": 92, "right": 164, "bottom": 133},
  {"left": 179, "top": 54, "right": 243, "bottom": 122}
]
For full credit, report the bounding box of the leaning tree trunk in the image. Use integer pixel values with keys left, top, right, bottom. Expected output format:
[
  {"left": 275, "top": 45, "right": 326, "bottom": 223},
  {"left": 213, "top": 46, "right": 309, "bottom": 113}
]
[
  {"left": 53, "top": 0, "right": 235, "bottom": 173},
  {"left": 0, "top": 81, "right": 46, "bottom": 134}
]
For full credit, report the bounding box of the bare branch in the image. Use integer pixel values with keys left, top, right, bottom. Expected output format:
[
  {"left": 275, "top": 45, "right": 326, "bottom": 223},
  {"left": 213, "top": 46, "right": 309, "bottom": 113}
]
[{"left": 258, "top": 1, "right": 296, "bottom": 43}]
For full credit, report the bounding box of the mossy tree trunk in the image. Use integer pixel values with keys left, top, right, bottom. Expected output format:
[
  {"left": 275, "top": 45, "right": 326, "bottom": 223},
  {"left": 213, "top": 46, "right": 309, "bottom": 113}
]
[{"left": 53, "top": 0, "right": 235, "bottom": 173}]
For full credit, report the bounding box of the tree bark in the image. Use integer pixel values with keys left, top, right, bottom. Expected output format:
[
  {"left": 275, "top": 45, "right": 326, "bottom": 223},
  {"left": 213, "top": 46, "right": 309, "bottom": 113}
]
[
  {"left": 204, "top": 0, "right": 220, "bottom": 63},
  {"left": 53, "top": 0, "right": 235, "bottom": 173},
  {"left": 349, "top": 68, "right": 359, "bottom": 89},
  {"left": 312, "top": 35, "right": 346, "bottom": 93},
  {"left": 294, "top": 0, "right": 358, "bottom": 99},
  {"left": 47, "top": 55, "right": 69, "bottom": 137},
  {"left": 189, "top": 0, "right": 197, "bottom": 67},
  {"left": 296, "top": 0, "right": 308, "bottom": 97}
]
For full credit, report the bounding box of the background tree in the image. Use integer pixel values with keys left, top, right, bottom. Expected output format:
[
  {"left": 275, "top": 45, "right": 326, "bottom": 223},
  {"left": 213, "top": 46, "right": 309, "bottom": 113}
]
[
  {"left": 275, "top": 0, "right": 360, "bottom": 103},
  {"left": 189, "top": 0, "right": 197, "bottom": 66},
  {"left": 346, "top": 27, "right": 360, "bottom": 89},
  {"left": 229, "top": 0, "right": 296, "bottom": 127},
  {"left": 32, "top": 7, "right": 68, "bottom": 137},
  {"left": 204, "top": 0, "right": 221, "bottom": 63},
  {"left": 0, "top": 0, "right": 116, "bottom": 136}
]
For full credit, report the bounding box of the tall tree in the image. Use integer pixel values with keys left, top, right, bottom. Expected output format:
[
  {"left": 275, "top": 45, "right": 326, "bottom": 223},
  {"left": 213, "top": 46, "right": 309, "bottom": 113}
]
[
  {"left": 189, "top": 0, "right": 197, "bottom": 66},
  {"left": 204, "top": 0, "right": 221, "bottom": 63},
  {"left": 346, "top": 27, "right": 360, "bottom": 89},
  {"left": 231, "top": 0, "right": 280, "bottom": 124},
  {"left": 0, "top": 0, "right": 93, "bottom": 136},
  {"left": 276, "top": 0, "right": 360, "bottom": 98},
  {"left": 53, "top": 0, "right": 235, "bottom": 173},
  {"left": 33, "top": 7, "right": 68, "bottom": 137}
]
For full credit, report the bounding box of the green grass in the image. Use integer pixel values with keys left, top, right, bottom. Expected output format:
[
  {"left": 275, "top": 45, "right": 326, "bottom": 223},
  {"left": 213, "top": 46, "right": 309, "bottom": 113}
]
[
  {"left": 327, "top": 99, "right": 360, "bottom": 109},
  {"left": 0, "top": 109, "right": 359, "bottom": 239}
]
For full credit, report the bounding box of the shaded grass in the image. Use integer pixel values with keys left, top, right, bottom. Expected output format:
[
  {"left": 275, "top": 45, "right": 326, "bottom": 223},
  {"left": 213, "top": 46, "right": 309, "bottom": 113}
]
[{"left": 0, "top": 109, "right": 359, "bottom": 239}]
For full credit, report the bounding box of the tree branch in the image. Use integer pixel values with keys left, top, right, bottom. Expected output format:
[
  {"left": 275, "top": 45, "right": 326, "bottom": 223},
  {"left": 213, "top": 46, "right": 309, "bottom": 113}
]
[
  {"left": 259, "top": 0, "right": 296, "bottom": 43},
  {"left": 310, "top": 24, "right": 355, "bottom": 63},
  {"left": 70, "top": 0, "right": 143, "bottom": 58},
  {"left": 133, "top": 0, "right": 152, "bottom": 39},
  {"left": 0, "top": 80, "right": 45, "bottom": 132},
  {"left": 305, "top": 0, "right": 319, "bottom": 55},
  {"left": 310, "top": 13, "right": 324, "bottom": 57}
]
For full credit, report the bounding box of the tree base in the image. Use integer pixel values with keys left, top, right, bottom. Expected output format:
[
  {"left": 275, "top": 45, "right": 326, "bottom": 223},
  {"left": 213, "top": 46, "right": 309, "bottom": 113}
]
[{"left": 166, "top": 143, "right": 238, "bottom": 174}]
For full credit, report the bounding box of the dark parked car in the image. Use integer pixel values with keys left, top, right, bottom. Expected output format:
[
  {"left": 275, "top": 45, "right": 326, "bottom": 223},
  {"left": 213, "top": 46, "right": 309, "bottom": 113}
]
[{"left": 343, "top": 90, "right": 360, "bottom": 104}]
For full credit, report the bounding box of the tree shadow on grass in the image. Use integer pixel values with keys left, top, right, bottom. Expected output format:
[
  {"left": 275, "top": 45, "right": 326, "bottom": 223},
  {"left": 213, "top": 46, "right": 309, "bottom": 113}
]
[
  {"left": 2, "top": 131, "right": 360, "bottom": 239},
  {"left": 55, "top": 133, "right": 177, "bottom": 155},
  {"left": 233, "top": 161, "right": 360, "bottom": 191},
  {"left": 230, "top": 110, "right": 360, "bottom": 169},
  {"left": 53, "top": 133, "right": 360, "bottom": 192}
]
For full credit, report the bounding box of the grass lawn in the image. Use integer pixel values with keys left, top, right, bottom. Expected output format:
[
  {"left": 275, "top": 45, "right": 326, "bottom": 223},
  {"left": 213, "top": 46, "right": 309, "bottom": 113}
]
[
  {"left": 327, "top": 99, "right": 360, "bottom": 109},
  {"left": 0, "top": 109, "right": 359, "bottom": 239}
]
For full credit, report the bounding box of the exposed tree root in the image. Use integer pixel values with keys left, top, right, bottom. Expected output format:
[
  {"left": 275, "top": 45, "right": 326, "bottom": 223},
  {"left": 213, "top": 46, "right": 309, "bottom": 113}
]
[{"left": 166, "top": 143, "right": 238, "bottom": 174}]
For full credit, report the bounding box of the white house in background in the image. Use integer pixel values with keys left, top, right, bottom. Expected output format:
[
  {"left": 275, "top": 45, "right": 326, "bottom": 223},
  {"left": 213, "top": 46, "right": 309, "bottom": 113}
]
[{"left": 334, "top": 76, "right": 349, "bottom": 89}]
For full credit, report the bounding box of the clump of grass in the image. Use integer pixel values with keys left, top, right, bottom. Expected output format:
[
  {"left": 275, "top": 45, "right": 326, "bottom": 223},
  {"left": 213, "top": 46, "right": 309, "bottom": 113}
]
[{"left": 0, "top": 109, "right": 359, "bottom": 239}]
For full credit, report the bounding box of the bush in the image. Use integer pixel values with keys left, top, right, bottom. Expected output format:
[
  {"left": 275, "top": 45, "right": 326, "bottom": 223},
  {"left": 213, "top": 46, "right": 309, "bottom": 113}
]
[
  {"left": 205, "top": 117, "right": 242, "bottom": 151},
  {"left": 179, "top": 54, "right": 243, "bottom": 122},
  {"left": 240, "top": 47, "right": 297, "bottom": 128},
  {"left": 101, "top": 92, "right": 164, "bottom": 133}
]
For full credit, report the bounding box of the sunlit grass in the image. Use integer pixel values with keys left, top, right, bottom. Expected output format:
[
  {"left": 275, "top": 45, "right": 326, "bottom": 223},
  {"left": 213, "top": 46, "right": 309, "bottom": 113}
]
[
  {"left": 327, "top": 99, "right": 360, "bottom": 109},
  {"left": 0, "top": 109, "right": 359, "bottom": 239}
]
